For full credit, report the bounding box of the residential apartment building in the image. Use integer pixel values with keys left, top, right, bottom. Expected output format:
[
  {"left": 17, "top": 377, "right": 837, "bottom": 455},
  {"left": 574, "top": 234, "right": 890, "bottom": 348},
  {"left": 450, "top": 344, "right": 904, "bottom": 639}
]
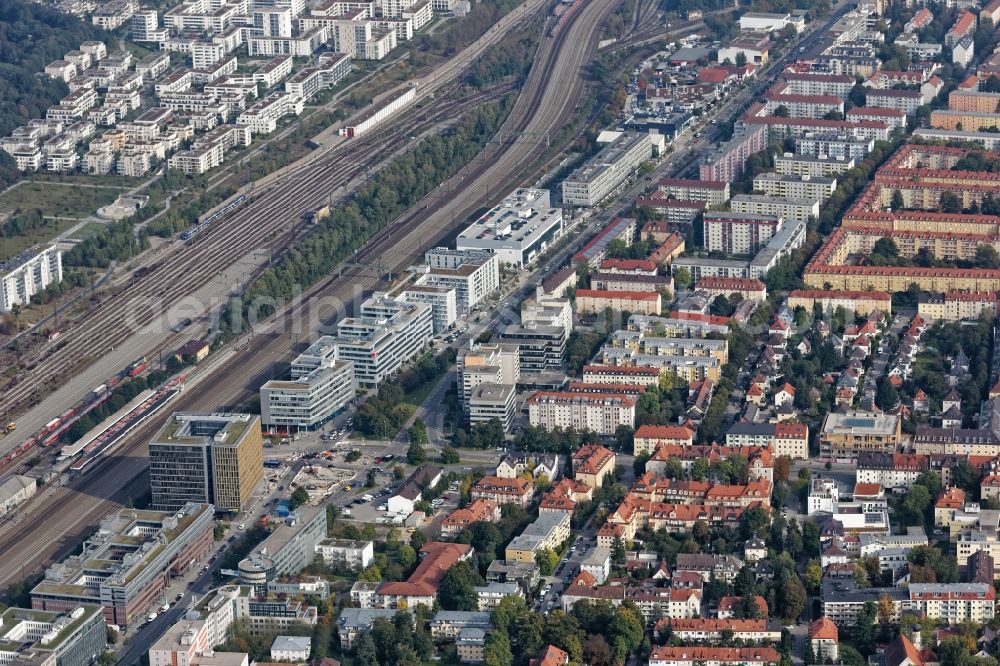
[
  {"left": 468, "top": 383, "right": 517, "bottom": 431},
  {"left": 656, "top": 179, "right": 731, "bottom": 206},
  {"left": 575, "top": 289, "right": 662, "bottom": 316},
  {"left": 260, "top": 337, "right": 356, "bottom": 429},
  {"left": 730, "top": 194, "right": 819, "bottom": 223},
  {"left": 753, "top": 172, "right": 836, "bottom": 202},
  {"left": 1, "top": 246, "right": 63, "bottom": 312},
  {"left": 572, "top": 444, "right": 617, "bottom": 489},
  {"left": 764, "top": 93, "right": 844, "bottom": 119},
  {"left": 725, "top": 422, "right": 810, "bottom": 459},
  {"left": 31, "top": 503, "right": 214, "bottom": 628},
  {"left": 855, "top": 452, "right": 928, "bottom": 490},
  {"left": 787, "top": 289, "right": 892, "bottom": 316},
  {"left": 505, "top": 511, "right": 571, "bottom": 563},
  {"left": 774, "top": 153, "right": 856, "bottom": 177},
  {"left": 314, "top": 539, "right": 374, "bottom": 570},
  {"left": 470, "top": 476, "right": 534, "bottom": 508},
  {"left": 528, "top": 393, "right": 635, "bottom": 436},
  {"left": 699, "top": 125, "right": 768, "bottom": 182},
  {"left": 373, "top": 542, "right": 473, "bottom": 609},
  {"left": 794, "top": 133, "right": 874, "bottom": 160},
  {"left": 820, "top": 410, "right": 902, "bottom": 459},
  {"left": 633, "top": 425, "right": 695, "bottom": 456},
  {"left": 148, "top": 412, "right": 264, "bottom": 513},
  {"left": 648, "top": 646, "right": 780, "bottom": 666},
  {"left": 561, "top": 133, "right": 652, "bottom": 206},
  {"left": 703, "top": 212, "right": 783, "bottom": 255}
]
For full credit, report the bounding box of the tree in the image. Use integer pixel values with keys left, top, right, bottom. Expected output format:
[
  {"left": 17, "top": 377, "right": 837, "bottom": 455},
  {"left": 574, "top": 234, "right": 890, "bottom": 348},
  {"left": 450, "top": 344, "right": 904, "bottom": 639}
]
[
  {"left": 903, "top": 485, "right": 931, "bottom": 522},
  {"left": 855, "top": 601, "right": 877, "bottom": 656},
  {"left": 406, "top": 442, "right": 427, "bottom": 465},
  {"left": 440, "top": 446, "right": 460, "bottom": 464},
  {"left": 483, "top": 630, "right": 513, "bottom": 666},
  {"left": 805, "top": 561, "right": 823, "bottom": 594},
  {"left": 439, "top": 561, "right": 482, "bottom": 610},
  {"left": 536, "top": 547, "right": 560, "bottom": 575},
  {"left": 875, "top": 376, "right": 900, "bottom": 411},
  {"left": 774, "top": 455, "right": 791, "bottom": 483},
  {"left": 408, "top": 419, "right": 429, "bottom": 445},
  {"left": 772, "top": 104, "right": 790, "bottom": 117},
  {"left": 890, "top": 189, "right": 904, "bottom": 211},
  {"left": 290, "top": 486, "right": 310, "bottom": 509},
  {"left": 740, "top": 506, "right": 770, "bottom": 540},
  {"left": 977, "top": 244, "right": 1000, "bottom": 269},
  {"left": 584, "top": 634, "right": 614, "bottom": 666},
  {"left": 365, "top": 469, "right": 377, "bottom": 487},
  {"left": 940, "top": 190, "right": 962, "bottom": 213},
  {"left": 735, "top": 50, "right": 748, "bottom": 66},
  {"left": 872, "top": 237, "right": 898, "bottom": 260},
  {"left": 673, "top": 266, "right": 692, "bottom": 290}
]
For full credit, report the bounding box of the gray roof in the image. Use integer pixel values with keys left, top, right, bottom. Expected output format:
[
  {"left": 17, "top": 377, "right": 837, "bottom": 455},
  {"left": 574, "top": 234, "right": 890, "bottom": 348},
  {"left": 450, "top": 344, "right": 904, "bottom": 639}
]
[
  {"left": 338, "top": 607, "right": 397, "bottom": 630},
  {"left": 271, "top": 635, "right": 312, "bottom": 652}
]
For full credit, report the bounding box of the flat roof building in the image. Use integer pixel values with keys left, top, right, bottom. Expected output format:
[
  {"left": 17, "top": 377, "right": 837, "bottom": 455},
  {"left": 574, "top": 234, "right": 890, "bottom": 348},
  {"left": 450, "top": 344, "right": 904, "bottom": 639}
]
[
  {"left": 149, "top": 413, "right": 264, "bottom": 513},
  {"left": 237, "top": 506, "right": 326, "bottom": 585},
  {"left": 562, "top": 133, "right": 652, "bottom": 207},
  {"left": 261, "top": 338, "right": 356, "bottom": 429},
  {"left": 32, "top": 503, "right": 215, "bottom": 628},
  {"left": 0, "top": 605, "right": 106, "bottom": 666},
  {"left": 456, "top": 189, "right": 563, "bottom": 268}
]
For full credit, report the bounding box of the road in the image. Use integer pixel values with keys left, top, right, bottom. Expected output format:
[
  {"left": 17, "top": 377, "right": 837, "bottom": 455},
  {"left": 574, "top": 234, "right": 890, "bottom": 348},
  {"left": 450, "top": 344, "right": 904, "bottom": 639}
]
[{"left": 0, "top": 0, "right": 624, "bottom": 589}]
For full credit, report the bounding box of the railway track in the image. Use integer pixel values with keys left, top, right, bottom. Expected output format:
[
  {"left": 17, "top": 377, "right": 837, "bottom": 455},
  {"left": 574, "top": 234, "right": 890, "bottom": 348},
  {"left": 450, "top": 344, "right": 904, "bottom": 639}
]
[
  {"left": 0, "top": 83, "right": 513, "bottom": 436},
  {"left": 0, "top": 0, "right": 626, "bottom": 586},
  {"left": 0, "top": 0, "right": 553, "bottom": 441}
]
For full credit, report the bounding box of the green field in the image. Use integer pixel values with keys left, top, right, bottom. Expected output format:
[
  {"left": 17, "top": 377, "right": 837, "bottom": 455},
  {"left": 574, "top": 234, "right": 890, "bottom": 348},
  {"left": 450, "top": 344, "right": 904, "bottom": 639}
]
[
  {"left": 0, "top": 182, "right": 125, "bottom": 259},
  {"left": 0, "top": 181, "right": 125, "bottom": 218},
  {"left": 65, "top": 222, "right": 109, "bottom": 241}
]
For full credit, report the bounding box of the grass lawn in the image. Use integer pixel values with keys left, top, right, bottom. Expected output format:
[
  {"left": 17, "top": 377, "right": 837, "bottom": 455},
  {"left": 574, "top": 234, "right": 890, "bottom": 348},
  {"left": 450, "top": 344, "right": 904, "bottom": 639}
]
[
  {"left": 65, "top": 222, "right": 109, "bottom": 240},
  {"left": 404, "top": 378, "right": 438, "bottom": 408},
  {"left": 0, "top": 216, "right": 79, "bottom": 260},
  {"left": 0, "top": 181, "right": 124, "bottom": 219}
]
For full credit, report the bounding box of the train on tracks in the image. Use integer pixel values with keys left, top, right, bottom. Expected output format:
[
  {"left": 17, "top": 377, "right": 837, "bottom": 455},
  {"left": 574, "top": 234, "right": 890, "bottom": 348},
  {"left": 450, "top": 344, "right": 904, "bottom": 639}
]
[
  {"left": 181, "top": 193, "right": 249, "bottom": 241},
  {"left": 549, "top": 0, "right": 582, "bottom": 37},
  {"left": 0, "top": 356, "right": 149, "bottom": 471}
]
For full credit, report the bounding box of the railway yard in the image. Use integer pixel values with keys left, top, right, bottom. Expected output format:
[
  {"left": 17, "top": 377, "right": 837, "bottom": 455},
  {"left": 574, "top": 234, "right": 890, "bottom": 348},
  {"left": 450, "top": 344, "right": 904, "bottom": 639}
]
[{"left": 0, "top": 0, "right": 638, "bottom": 586}]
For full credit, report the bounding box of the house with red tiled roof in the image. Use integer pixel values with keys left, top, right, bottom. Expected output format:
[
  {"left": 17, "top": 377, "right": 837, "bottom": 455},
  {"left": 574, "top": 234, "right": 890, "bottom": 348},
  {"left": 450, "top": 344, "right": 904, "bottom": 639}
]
[
  {"left": 747, "top": 383, "right": 766, "bottom": 407},
  {"left": 717, "top": 595, "right": 768, "bottom": 619},
  {"left": 648, "top": 646, "right": 781, "bottom": 666},
  {"left": 914, "top": 389, "right": 929, "bottom": 412},
  {"left": 657, "top": 618, "right": 781, "bottom": 643},
  {"left": 440, "top": 499, "right": 500, "bottom": 537},
  {"left": 539, "top": 478, "right": 593, "bottom": 513},
  {"left": 646, "top": 442, "right": 774, "bottom": 483},
  {"left": 572, "top": 444, "right": 616, "bottom": 489},
  {"left": 774, "top": 383, "right": 796, "bottom": 408},
  {"left": 809, "top": 617, "right": 839, "bottom": 662},
  {"left": 375, "top": 542, "right": 473, "bottom": 608},
  {"left": 883, "top": 633, "right": 923, "bottom": 666},
  {"left": 934, "top": 487, "right": 967, "bottom": 528},
  {"left": 529, "top": 645, "right": 569, "bottom": 666}
]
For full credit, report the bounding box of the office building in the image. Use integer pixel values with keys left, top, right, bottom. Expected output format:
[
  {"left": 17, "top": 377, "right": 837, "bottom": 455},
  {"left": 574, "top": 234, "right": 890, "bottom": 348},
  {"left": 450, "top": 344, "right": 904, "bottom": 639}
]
[
  {"left": 261, "top": 337, "right": 355, "bottom": 429},
  {"left": 333, "top": 293, "right": 433, "bottom": 387},
  {"left": 456, "top": 189, "right": 563, "bottom": 267},
  {"left": 32, "top": 503, "right": 214, "bottom": 628},
  {"left": 457, "top": 342, "right": 520, "bottom": 406},
  {"left": 237, "top": 506, "right": 326, "bottom": 584},
  {"left": 468, "top": 383, "right": 517, "bottom": 431},
  {"left": 1, "top": 247, "right": 63, "bottom": 312},
  {"left": 497, "top": 324, "right": 566, "bottom": 374},
  {"left": 561, "top": 133, "right": 652, "bottom": 206},
  {"left": 149, "top": 413, "right": 264, "bottom": 513},
  {"left": 418, "top": 247, "right": 499, "bottom": 314},
  {"left": 0, "top": 606, "right": 106, "bottom": 666}
]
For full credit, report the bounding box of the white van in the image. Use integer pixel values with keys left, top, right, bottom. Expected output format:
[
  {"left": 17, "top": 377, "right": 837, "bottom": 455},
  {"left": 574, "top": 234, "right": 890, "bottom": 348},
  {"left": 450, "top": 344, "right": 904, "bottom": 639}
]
[{"left": 147, "top": 612, "right": 157, "bottom": 623}]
